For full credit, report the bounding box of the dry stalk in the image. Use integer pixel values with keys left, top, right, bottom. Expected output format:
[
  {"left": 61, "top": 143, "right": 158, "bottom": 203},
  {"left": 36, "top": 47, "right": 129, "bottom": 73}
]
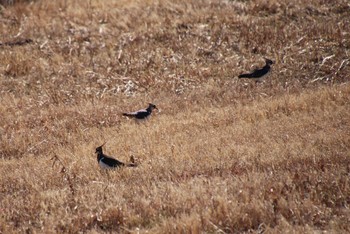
[{"left": 51, "top": 154, "right": 76, "bottom": 196}]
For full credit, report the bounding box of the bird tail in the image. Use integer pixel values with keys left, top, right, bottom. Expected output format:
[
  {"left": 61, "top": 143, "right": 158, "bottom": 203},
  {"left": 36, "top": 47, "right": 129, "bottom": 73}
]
[
  {"left": 122, "top": 113, "right": 134, "bottom": 117},
  {"left": 238, "top": 73, "right": 252, "bottom": 78}
]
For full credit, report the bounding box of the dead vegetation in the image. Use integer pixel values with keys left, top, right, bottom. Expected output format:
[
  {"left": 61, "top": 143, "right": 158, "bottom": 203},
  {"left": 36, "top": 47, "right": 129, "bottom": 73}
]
[{"left": 0, "top": 0, "right": 349, "bottom": 233}]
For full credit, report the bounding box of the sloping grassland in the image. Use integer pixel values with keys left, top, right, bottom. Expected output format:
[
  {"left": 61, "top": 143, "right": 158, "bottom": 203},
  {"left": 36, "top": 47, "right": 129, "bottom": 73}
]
[{"left": 0, "top": 0, "right": 349, "bottom": 233}]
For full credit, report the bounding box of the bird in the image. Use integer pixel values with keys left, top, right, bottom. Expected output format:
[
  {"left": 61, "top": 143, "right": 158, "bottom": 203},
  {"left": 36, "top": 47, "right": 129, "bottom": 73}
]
[
  {"left": 122, "top": 103, "right": 158, "bottom": 120},
  {"left": 95, "top": 143, "right": 137, "bottom": 169},
  {"left": 238, "top": 58, "right": 274, "bottom": 83}
]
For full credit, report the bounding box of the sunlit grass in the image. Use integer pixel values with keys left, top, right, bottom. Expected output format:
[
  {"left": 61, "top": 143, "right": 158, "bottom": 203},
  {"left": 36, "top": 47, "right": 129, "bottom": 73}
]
[{"left": 0, "top": 0, "right": 349, "bottom": 233}]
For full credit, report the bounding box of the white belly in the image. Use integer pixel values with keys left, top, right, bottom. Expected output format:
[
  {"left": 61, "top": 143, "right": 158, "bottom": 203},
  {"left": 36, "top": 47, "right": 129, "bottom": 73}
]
[{"left": 99, "top": 160, "right": 114, "bottom": 169}]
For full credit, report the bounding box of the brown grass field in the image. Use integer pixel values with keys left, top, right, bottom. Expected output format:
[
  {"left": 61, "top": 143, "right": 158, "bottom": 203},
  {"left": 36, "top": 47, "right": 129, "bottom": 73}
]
[{"left": 0, "top": 0, "right": 350, "bottom": 233}]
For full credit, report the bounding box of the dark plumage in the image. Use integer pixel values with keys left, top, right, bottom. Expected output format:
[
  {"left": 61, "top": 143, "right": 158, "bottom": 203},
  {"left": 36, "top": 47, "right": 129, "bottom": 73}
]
[
  {"left": 122, "top": 103, "right": 158, "bottom": 120},
  {"left": 95, "top": 143, "right": 137, "bottom": 169},
  {"left": 238, "top": 58, "right": 274, "bottom": 83}
]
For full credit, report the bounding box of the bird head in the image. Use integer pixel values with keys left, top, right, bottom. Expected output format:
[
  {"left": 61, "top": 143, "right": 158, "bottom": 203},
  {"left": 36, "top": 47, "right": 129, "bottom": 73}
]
[
  {"left": 148, "top": 103, "right": 158, "bottom": 111},
  {"left": 264, "top": 58, "right": 274, "bottom": 65},
  {"left": 95, "top": 142, "right": 106, "bottom": 154}
]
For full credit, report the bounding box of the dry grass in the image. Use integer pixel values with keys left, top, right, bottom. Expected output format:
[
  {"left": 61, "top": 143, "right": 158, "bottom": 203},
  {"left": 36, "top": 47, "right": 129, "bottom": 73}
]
[{"left": 0, "top": 0, "right": 350, "bottom": 233}]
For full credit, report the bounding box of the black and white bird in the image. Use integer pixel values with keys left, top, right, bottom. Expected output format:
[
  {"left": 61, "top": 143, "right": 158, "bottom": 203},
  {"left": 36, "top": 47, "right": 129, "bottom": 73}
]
[
  {"left": 238, "top": 58, "right": 274, "bottom": 83},
  {"left": 95, "top": 143, "right": 137, "bottom": 169},
  {"left": 122, "top": 103, "right": 158, "bottom": 120}
]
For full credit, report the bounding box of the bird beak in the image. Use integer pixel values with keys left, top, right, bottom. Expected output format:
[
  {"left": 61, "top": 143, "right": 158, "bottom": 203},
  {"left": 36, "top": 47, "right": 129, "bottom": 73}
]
[
  {"left": 264, "top": 57, "right": 274, "bottom": 64},
  {"left": 150, "top": 103, "right": 158, "bottom": 110}
]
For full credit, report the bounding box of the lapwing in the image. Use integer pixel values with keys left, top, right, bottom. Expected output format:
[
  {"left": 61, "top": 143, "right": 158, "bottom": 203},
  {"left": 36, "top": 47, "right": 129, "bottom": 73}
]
[
  {"left": 238, "top": 58, "right": 274, "bottom": 83},
  {"left": 122, "top": 103, "right": 158, "bottom": 120},
  {"left": 95, "top": 143, "right": 137, "bottom": 169}
]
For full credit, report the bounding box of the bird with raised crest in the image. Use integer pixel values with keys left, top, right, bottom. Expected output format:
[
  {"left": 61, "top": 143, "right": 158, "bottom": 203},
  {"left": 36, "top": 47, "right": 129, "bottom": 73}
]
[{"left": 95, "top": 143, "right": 137, "bottom": 169}]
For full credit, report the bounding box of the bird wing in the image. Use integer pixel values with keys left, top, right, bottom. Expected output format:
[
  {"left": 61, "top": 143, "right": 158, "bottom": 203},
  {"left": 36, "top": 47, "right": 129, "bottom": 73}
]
[
  {"left": 124, "top": 109, "right": 151, "bottom": 119},
  {"left": 239, "top": 66, "right": 261, "bottom": 78},
  {"left": 239, "top": 62, "right": 271, "bottom": 79},
  {"left": 238, "top": 73, "right": 253, "bottom": 78},
  {"left": 135, "top": 110, "right": 150, "bottom": 119},
  {"left": 101, "top": 156, "right": 125, "bottom": 167},
  {"left": 123, "top": 108, "right": 147, "bottom": 116},
  {"left": 249, "top": 68, "right": 265, "bottom": 78},
  {"left": 247, "top": 66, "right": 270, "bottom": 78}
]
